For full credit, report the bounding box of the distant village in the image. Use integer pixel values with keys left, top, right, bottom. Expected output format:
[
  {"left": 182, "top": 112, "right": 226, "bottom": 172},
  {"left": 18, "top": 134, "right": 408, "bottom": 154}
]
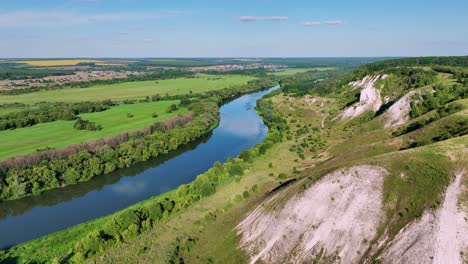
[
  {"left": 0, "top": 71, "right": 142, "bottom": 90},
  {"left": 0, "top": 63, "right": 286, "bottom": 90}
]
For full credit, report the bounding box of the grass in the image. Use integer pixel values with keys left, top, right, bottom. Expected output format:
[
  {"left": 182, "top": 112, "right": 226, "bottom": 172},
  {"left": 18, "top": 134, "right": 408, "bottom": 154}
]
[
  {"left": 15, "top": 60, "right": 102, "bottom": 67},
  {"left": 0, "top": 92, "right": 297, "bottom": 264},
  {"left": 85, "top": 129, "right": 298, "bottom": 263},
  {"left": 0, "top": 100, "right": 186, "bottom": 160},
  {"left": 378, "top": 150, "right": 452, "bottom": 238},
  {"left": 0, "top": 75, "right": 256, "bottom": 105},
  {"left": 3, "top": 87, "right": 467, "bottom": 263},
  {"left": 271, "top": 67, "right": 335, "bottom": 76}
]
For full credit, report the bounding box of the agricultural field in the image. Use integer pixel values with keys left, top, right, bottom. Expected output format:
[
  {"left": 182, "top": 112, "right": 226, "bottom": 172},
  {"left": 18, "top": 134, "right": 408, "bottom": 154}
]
[
  {"left": 271, "top": 67, "right": 336, "bottom": 76},
  {"left": 0, "top": 74, "right": 256, "bottom": 104},
  {"left": 0, "top": 100, "right": 186, "bottom": 160},
  {"left": 15, "top": 59, "right": 102, "bottom": 67}
]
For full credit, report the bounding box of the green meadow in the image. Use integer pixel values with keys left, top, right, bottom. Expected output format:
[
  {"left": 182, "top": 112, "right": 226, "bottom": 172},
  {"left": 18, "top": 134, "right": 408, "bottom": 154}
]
[
  {"left": 0, "top": 100, "right": 186, "bottom": 160},
  {"left": 0, "top": 75, "right": 255, "bottom": 104}
]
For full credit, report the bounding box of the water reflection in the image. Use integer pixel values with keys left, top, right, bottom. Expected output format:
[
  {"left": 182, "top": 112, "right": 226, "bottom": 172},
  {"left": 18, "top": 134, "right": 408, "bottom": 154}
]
[
  {"left": 0, "top": 135, "right": 209, "bottom": 220},
  {"left": 0, "top": 86, "right": 278, "bottom": 248}
]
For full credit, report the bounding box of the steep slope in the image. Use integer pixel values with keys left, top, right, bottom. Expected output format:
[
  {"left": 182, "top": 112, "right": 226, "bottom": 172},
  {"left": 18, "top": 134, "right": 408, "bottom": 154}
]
[
  {"left": 383, "top": 90, "right": 419, "bottom": 128},
  {"left": 336, "top": 75, "right": 387, "bottom": 119},
  {"left": 379, "top": 170, "right": 467, "bottom": 264},
  {"left": 236, "top": 64, "right": 468, "bottom": 263},
  {"left": 237, "top": 166, "right": 387, "bottom": 263},
  {"left": 3, "top": 57, "right": 466, "bottom": 264}
]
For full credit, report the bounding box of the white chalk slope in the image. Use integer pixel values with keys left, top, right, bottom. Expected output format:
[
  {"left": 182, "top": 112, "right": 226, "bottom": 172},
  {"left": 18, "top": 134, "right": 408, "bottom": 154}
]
[
  {"left": 238, "top": 168, "right": 468, "bottom": 264},
  {"left": 237, "top": 165, "right": 387, "bottom": 264},
  {"left": 383, "top": 90, "right": 418, "bottom": 128},
  {"left": 338, "top": 75, "right": 388, "bottom": 120},
  {"left": 380, "top": 170, "right": 468, "bottom": 264}
]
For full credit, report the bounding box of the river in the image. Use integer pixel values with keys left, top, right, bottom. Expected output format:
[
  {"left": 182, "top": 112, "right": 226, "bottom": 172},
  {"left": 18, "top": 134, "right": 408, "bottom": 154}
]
[{"left": 0, "top": 86, "right": 279, "bottom": 249}]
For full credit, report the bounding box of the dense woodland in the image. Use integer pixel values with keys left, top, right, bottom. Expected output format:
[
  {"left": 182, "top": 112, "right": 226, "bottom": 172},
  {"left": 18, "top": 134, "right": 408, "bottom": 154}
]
[{"left": 0, "top": 79, "right": 276, "bottom": 201}]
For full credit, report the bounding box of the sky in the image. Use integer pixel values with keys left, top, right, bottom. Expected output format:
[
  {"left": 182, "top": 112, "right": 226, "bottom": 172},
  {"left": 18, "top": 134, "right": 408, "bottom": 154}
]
[{"left": 0, "top": 0, "right": 467, "bottom": 58}]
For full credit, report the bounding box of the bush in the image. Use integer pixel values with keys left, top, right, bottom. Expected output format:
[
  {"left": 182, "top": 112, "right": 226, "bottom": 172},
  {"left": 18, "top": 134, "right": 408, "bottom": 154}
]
[
  {"left": 166, "top": 104, "right": 178, "bottom": 113},
  {"left": 239, "top": 150, "right": 253, "bottom": 163},
  {"left": 73, "top": 118, "right": 102, "bottom": 131},
  {"left": 251, "top": 184, "right": 259, "bottom": 193},
  {"left": 229, "top": 164, "right": 244, "bottom": 176}
]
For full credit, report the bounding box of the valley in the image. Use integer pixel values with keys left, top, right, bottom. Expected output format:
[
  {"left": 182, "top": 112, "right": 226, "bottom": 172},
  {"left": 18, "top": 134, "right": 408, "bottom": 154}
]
[{"left": 0, "top": 56, "right": 466, "bottom": 263}]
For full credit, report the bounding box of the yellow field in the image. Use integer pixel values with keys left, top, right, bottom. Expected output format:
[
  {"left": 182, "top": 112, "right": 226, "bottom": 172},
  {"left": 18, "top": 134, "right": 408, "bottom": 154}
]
[{"left": 18, "top": 59, "right": 102, "bottom": 67}]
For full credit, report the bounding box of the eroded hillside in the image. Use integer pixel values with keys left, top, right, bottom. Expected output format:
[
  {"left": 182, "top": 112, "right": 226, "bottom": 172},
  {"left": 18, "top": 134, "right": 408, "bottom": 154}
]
[{"left": 236, "top": 63, "right": 468, "bottom": 263}]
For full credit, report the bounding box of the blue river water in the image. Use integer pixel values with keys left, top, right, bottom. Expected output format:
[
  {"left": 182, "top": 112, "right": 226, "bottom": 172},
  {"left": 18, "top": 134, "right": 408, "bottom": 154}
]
[{"left": 0, "top": 86, "right": 278, "bottom": 249}]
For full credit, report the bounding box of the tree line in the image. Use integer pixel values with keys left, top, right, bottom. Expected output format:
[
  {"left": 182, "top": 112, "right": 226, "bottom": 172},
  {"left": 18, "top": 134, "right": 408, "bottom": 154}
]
[
  {"left": 0, "top": 101, "right": 114, "bottom": 131},
  {"left": 26, "top": 90, "right": 287, "bottom": 263},
  {"left": 0, "top": 68, "right": 74, "bottom": 80},
  {"left": 0, "top": 79, "right": 277, "bottom": 202}
]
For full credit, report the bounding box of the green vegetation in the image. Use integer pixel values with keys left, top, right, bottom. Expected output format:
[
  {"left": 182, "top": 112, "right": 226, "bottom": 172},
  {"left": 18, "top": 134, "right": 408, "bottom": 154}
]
[
  {"left": 0, "top": 100, "right": 185, "bottom": 160},
  {"left": 379, "top": 151, "right": 452, "bottom": 238},
  {"left": 271, "top": 67, "right": 335, "bottom": 76},
  {"left": 0, "top": 91, "right": 287, "bottom": 263},
  {"left": 0, "top": 104, "right": 203, "bottom": 201},
  {"left": 1, "top": 56, "right": 467, "bottom": 263},
  {"left": 0, "top": 101, "right": 114, "bottom": 131},
  {"left": 0, "top": 77, "right": 276, "bottom": 201},
  {"left": 409, "top": 82, "right": 467, "bottom": 118},
  {"left": 0, "top": 68, "right": 74, "bottom": 80},
  {"left": 0, "top": 75, "right": 256, "bottom": 104},
  {"left": 73, "top": 118, "right": 102, "bottom": 131}
]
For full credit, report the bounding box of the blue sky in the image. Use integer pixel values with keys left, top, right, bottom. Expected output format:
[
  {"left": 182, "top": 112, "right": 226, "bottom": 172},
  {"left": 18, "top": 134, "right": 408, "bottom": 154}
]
[{"left": 1, "top": 0, "right": 467, "bottom": 58}]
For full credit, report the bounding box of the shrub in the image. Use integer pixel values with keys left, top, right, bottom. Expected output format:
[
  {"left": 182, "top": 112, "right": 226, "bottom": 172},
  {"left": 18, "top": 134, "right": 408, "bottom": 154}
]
[
  {"left": 73, "top": 118, "right": 102, "bottom": 131},
  {"left": 239, "top": 150, "right": 253, "bottom": 163},
  {"left": 166, "top": 104, "right": 178, "bottom": 113},
  {"left": 229, "top": 164, "right": 244, "bottom": 176},
  {"left": 251, "top": 184, "right": 259, "bottom": 193}
]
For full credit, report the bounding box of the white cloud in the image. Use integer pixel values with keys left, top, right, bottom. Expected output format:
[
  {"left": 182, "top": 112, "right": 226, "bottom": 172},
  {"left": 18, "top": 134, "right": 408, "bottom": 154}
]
[
  {"left": 324, "top": 20, "right": 344, "bottom": 25},
  {"left": 303, "top": 21, "right": 321, "bottom": 26},
  {"left": 237, "top": 16, "right": 288, "bottom": 22},
  {"left": 0, "top": 10, "right": 173, "bottom": 28}
]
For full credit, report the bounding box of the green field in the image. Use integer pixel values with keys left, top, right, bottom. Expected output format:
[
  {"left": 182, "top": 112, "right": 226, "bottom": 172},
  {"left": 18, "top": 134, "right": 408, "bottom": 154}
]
[
  {"left": 271, "top": 67, "right": 335, "bottom": 76},
  {"left": 0, "top": 75, "right": 255, "bottom": 105},
  {"left": 0, "top": 100, "right": 186, "bottom": 160}
]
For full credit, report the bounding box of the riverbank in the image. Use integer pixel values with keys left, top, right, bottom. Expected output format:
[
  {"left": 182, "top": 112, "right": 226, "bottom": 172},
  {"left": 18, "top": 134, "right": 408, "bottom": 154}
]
[
  {"left": 0, "top": 85, "right": 281, "bottom": 262},
  {"left": 0, "top": 79, "right": 276, "bottom": 203}
]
